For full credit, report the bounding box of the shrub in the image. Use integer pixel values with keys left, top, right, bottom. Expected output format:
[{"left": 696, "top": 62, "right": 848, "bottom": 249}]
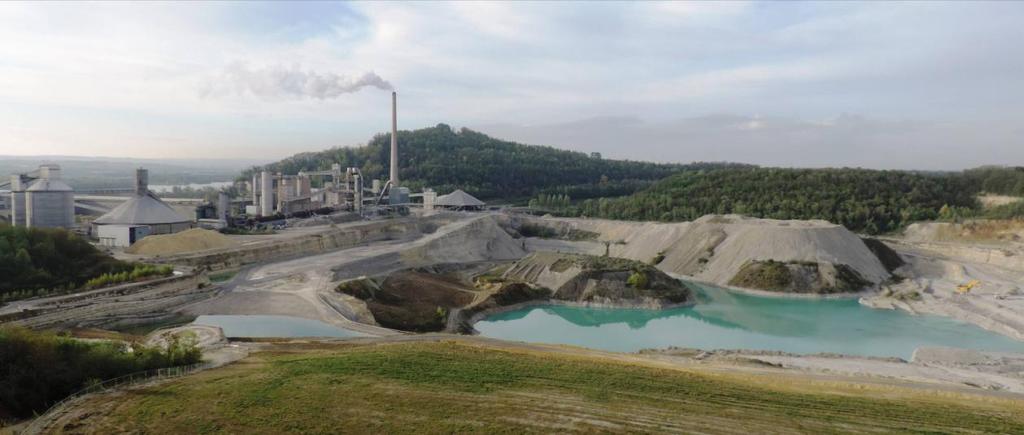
[
  {"left": 0, "top": 326, "right": 202, "bottom": 421},
  {"left": 518, "top": 223, "right": 559, "bottom": 239},
  {"left": 83, "top": 264, "right": 174, "bottom": 290},
  {"left": 627, "top": 271, "right": 649, "bottom": 289}
]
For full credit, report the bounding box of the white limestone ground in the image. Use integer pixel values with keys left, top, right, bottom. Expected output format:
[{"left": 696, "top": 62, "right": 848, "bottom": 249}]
[
  {"left": 861, "top": 239, "right": 1024, "bottom": 341},
  {"left": 180, "top": 214, "right": 527, "bottom": 336}
]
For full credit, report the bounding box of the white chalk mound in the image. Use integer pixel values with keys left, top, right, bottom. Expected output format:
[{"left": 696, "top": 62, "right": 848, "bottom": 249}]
[{"left": 527, "top": 214, "right": 890, "bottom": 290}]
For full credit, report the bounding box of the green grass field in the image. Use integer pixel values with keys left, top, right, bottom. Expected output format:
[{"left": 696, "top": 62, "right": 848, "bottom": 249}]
[{"left": 51, "top": 340, "right": 1024, "bottom": 434}]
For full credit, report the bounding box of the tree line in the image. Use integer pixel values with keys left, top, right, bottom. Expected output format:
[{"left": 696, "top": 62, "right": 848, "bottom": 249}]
[
  {"left": 243, "top": 125, "right": 1022, "bottom": 232},
  {"left": 0, "top": 327, "right": 201, "bottom": 421},
  {"left": 0, "top": 225, "right": 144, "bottom": 301},
  {"left": 568, "top": 167, "right": 983, "bottom": 234}
]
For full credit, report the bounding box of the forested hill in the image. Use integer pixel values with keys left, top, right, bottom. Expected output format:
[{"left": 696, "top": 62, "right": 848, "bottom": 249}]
[
  {"left": 244, "top": 124, "right": 748, "bottom": 200},
  {"left": 573, "top": 167, "right": 982, "bottom": 234}
]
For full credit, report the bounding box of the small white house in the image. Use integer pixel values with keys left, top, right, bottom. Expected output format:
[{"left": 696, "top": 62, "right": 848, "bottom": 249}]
[{"left": 97, "top": 224, "right": 151, "bottom": 248}]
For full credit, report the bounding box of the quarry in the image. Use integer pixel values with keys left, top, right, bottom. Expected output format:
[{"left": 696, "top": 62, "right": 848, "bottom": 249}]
[
  {"left": 5, "top": 209, "right": 1023, "bottom": 353},
  {"left": 4, "top": 93, "right": 1024, "bottom": 431},
  {"left": 6, "top": 198, "right": 1024, "bottom": 431}
]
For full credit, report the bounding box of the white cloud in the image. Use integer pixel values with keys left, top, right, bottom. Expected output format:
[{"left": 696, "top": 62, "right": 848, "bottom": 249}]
[{"left": 0, "top": 2, "right": 1021, "bottom": 166}]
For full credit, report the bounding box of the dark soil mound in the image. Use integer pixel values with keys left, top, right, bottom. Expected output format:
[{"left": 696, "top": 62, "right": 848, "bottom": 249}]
[
  {"left": 728, "top": 260, "right": 872, "bottom": 294},
  {"left": 860, "top": 238, "right": 905, "bottom": 273},
  {"left": 337, "top": 271, "right": 475, "bottom": 332}
]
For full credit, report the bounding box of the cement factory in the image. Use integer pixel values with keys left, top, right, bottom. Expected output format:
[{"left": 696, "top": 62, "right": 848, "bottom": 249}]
[{"left": 0, "top": 92, "right": 485, "bottom": 248}]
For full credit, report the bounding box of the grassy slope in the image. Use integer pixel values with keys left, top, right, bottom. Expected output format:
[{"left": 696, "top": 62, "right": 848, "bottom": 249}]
[{"left": 54, "top": 340, "right": 1024, "bottom": 434}]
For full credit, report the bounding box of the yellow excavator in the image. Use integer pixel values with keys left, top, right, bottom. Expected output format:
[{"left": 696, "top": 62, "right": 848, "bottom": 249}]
[{"left": 956, "top": 280, "right": 980, "bottom": 294}]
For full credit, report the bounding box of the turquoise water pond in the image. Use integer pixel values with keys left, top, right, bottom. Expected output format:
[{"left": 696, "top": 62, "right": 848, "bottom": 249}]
[
  {"left": 475, "top": 283, "right": 1024, "bottom": 359},
  {"left": 193, "top": 315, "right": 366, "bottom": 338}
]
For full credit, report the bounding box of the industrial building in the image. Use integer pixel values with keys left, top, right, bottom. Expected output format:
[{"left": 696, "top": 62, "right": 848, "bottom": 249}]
[
  {"left": 93, "top": 168, "right": 191, "bottom": 242},
  {"left": 97, "top": 224, "right": 151, "bottom": 248},
  {"left": 237, "top": 91, "right": 447, "bottom": 220},
  {"left": 4, "top": 164, "right": 75, "bottom": 229},
  {"left": 248, "top": 164, "right": 371, "bottom": 217}
]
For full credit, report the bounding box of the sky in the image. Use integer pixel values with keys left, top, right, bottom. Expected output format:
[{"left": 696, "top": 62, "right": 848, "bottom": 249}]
[{"left": 0, "top": 1, "right": 1022, "bottom": 170}]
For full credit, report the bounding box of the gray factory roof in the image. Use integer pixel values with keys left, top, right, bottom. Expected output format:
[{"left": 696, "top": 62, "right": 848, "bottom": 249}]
[
  {"left": 94, "top": 191, "right": 190, "bottom": 225},
  {"left": 435, "top": 189, "right": 485, "bottom": 207},
  {"left": 25, "top": 179, "right": 73, "bottom": 192}
]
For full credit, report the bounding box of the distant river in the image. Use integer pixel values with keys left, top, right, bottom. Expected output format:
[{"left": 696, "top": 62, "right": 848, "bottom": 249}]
[
  {"left": 150, "top": 181, "right": 234, "bottom": 193},
  {"left": 475, "top": 283, "right": 1024, "bottom": 360}
]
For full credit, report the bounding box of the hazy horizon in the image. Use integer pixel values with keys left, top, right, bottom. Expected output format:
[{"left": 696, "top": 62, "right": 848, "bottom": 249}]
[{"left": 2, "top": 2, "right": 1022, "bottom": 170}]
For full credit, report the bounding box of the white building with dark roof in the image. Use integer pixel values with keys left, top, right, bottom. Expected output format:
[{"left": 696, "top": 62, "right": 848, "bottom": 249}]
[{"left": 93, "top": 169, "right": 191, "bottom": 235}]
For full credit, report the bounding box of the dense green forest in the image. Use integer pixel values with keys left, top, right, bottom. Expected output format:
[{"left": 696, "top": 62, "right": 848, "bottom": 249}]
[
  {"left": 244, "top": 124, "right": 746, "bottom": 201},
  {"left": 0, "top": 225, "right": 136, "bottom": 300},
  {"left": 962, "top": 166, "right": 1024, "bottom": 196},
  {"left": 569, "top": 168, "right": 982, "bottom": 234},
  {"left": 0, "top": 327, "right": 201, "bottom": 421}
]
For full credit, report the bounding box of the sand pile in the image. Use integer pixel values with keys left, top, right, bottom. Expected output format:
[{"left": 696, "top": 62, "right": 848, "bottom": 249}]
[
  {"left": 127, "top": 228, "right": 239, "bottom": 255},
  {"left": 402, "top": 215, "right": 526, "bottom": 264},
  {"left": 521, "top": 214, "right": 891, "bottom": 292}
]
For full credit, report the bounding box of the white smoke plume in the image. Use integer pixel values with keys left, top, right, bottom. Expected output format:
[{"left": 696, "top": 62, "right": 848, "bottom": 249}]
[{"left": 200, "top": 62, "right": 393, "bottom": 100}]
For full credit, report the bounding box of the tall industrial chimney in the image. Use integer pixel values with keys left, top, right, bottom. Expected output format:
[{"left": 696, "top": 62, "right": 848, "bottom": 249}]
[
  {"left": 135, "top": 168, "right": 149, "bottom": 196},
  {"left": 390, "top": 91, "right": 399, "bottom": 187}
]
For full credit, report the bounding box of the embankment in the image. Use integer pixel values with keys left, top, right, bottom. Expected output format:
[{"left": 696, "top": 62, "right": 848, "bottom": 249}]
[
  {"left": 2, "top": 273, "right": 212, "bottom": 331},
  {"left": 140, "top": 214, "right": 465, "bottom": 270}
]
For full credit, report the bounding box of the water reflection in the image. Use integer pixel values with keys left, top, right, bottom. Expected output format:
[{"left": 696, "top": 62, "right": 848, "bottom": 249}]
[
  {"left": 522, "top": 284, "right": 837, "bottom": 337},
  {"left": 476, "top": 282, "right": 1024, "bottom": 359}
]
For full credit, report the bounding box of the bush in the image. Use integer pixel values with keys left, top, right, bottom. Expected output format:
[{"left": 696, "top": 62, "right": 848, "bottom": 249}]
[
  {"left": 0, "top": 326, "right": 202, "bottom": 421},
  {"left": 518, "top": 223, "right": 559, "bottom": 239},
  {"left": 83, "top": 264, "right": 174, "bottom": 290},
  {"left": 627, "top": 271, "right": 649, "bottom": 289},
  {"left": 984, "top": 200, "right": 1024, "bottom": 220},
  {"left": 0, "top": 224, "right": 132, "bottom": 300}
]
